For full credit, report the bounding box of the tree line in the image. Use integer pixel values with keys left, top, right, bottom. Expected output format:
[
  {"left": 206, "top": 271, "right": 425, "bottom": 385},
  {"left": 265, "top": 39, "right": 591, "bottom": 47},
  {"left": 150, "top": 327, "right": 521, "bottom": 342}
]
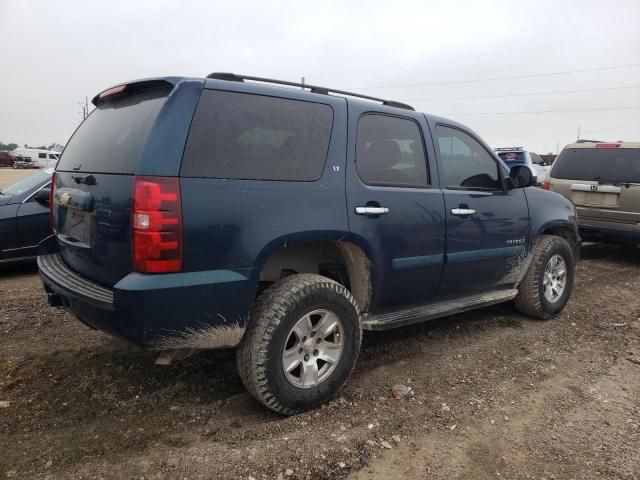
[{"left": 0, "top": 141, "right": 64, "bottom": 151}]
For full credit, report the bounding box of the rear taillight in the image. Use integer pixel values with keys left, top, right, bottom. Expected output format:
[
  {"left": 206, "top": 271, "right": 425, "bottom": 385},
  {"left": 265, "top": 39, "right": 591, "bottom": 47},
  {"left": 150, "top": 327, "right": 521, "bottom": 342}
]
[
  {"left": 542, "top": 181, "right": 550, "bottom": 190},
  {"left": 49, "top": 172, "right": 56, "bottom": 232},
  {"left": 132, "top": 176, "right": 182, "bottom": 273}
]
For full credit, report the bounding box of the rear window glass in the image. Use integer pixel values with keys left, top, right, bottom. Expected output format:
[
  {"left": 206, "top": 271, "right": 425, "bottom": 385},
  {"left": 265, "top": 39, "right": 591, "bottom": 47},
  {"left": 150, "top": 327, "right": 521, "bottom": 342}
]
[
  {"left": 57, "top": 86, "right": 171, "bottom": 174},
  {"left": 181, "top": 90, "right": 333, "bottom": 181},
  {"left": 497, "top": 151, "right": 526, "bottom": 167},
  {"left": 551, "top": 148, "right": 640, "bottom": 183}
]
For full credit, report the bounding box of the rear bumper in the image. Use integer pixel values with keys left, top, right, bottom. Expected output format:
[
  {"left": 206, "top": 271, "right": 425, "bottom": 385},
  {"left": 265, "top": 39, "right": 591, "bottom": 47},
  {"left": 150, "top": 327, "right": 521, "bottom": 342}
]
[{"left": 38, "top": 251, "right": 257, "bottom": 349}]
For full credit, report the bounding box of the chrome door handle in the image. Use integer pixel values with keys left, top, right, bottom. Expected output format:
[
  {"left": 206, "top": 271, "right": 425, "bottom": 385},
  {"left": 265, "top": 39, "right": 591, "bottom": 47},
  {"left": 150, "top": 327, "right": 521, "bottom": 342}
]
[
  {"left": 355, "top": 206, "right": 390, "bottom": 216},
  {"left": 451, "top": 208, "right": 476, "bottom": 216}
]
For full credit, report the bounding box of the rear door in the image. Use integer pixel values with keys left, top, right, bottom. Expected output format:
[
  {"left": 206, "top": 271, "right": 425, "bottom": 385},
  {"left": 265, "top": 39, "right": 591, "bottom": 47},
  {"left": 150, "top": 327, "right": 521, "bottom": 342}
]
[
  {"left": 0, "top": 201, "right": 18, "bottom": 258},
  {"left": 53, "top": 82, "right": 175, "bottom": 286},
  {"left": 530, "top": 152, "right": 549, "bottom": 183},
  {"left": 346, "top": 106, "right": 446, "bottom": 311},
  {"left": 433, "top": 124, "right": 530, "bottom": 296}
]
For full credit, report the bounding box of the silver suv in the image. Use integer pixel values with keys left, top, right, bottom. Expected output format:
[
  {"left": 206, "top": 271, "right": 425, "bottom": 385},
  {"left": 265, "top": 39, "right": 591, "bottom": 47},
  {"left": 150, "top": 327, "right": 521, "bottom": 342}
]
[{"left": 547, "top": 141, "right": 640, "bottom": 246}]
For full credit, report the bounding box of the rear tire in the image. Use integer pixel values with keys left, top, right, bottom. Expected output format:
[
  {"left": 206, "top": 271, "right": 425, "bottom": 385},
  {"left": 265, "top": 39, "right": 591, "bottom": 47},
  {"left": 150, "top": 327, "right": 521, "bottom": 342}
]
[
  {"left": 514, "top": 235, "right": 575, "bottom": 320},
  {"left": 236, "top": 274, "right": 362, "bottom": 415}
]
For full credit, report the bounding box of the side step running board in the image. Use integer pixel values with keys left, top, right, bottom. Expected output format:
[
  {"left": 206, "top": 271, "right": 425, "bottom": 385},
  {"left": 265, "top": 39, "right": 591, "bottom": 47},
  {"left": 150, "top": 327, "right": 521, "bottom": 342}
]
[{"left": 362, "top": 289, "right": 518, "bottom": 331}]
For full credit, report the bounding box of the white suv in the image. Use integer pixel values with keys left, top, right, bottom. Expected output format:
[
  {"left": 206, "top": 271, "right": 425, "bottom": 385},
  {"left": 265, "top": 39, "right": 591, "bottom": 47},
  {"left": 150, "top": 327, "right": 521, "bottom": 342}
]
[{"left": 495, "top": 147, "right": 550, "bottom": 185}]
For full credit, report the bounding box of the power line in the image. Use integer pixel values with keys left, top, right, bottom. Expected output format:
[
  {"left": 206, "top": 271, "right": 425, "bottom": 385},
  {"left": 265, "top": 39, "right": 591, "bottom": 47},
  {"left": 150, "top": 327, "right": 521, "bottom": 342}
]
[
  {"left": 352, "top": 63, "right": 640, "bottom": 90},
  {"left": 406, "top": 84, "right": 640, "bottom": 102},
  {"left": 439, "top": 106, "right": 640, "bottom": 116},
  {"left": 312, "top": 30, "right": 640, "bottom": 78}
]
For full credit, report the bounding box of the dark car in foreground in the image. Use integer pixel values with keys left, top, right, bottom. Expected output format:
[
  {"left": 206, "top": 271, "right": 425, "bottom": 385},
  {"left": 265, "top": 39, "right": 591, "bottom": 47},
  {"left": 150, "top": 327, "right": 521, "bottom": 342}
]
[
  {"left": 1, "top": 168, "right": 53, "bottom": 263},
  {"left": 39, "top": 74, "right": 579, "bottom": 414}
]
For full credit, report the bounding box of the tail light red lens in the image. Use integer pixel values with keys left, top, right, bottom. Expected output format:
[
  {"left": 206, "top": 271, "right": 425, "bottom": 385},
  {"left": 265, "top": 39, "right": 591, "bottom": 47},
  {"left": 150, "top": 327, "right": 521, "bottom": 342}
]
[
  {"left": 49, "top": 172, "right": 56, "bottom": 232},
  {"left": 132, "top": 176, "right": 183, "bottom": 273},
  {"left": 98, "top": 84, "right": 126, "bottom": 101},
  {"left": 542, "top": 181, "right": 550, "bottom": 190}
]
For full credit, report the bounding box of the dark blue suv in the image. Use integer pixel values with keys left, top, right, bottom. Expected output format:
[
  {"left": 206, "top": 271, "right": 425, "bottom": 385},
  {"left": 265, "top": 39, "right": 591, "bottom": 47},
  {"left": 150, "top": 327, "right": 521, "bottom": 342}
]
[{"left": 38, "top": 73, "right": 579, "bottom": 414}]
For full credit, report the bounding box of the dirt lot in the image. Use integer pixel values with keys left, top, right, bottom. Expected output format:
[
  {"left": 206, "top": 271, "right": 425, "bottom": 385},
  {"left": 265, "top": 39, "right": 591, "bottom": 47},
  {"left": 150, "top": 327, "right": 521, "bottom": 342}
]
[
  {"left": 0, "top": 168, "right": 36, "bottom": 189},
  {"left": 1, "top": 243, "right": 639, "bottom": 480}
]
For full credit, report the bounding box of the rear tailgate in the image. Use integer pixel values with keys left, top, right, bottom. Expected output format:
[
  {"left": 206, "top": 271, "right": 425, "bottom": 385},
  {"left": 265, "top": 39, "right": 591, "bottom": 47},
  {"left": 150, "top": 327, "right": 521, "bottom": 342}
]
[
  {"left": 53, "top": 82, "right": 173, "bottom": 286},
  {"left": 550, "top": 147, "right": 640, "bottom": 224}
]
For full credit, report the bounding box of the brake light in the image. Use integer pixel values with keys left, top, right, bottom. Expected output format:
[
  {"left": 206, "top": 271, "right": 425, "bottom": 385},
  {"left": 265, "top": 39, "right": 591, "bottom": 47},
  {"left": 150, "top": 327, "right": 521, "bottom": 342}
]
[
  {"left": 49, "top": 172, "right": 56, "bottom": 232},
  {"left": 132, "top": 176, "right": 182, "bottom": 273},
  {"left": 99, "top": 84, "right": 126, "bottom": 100},
  {"left": 542, "top": 181, "right": 550, "bottom": 190},
  {"left": 595, "top": 143, "right": 621, "bottom": 148}
]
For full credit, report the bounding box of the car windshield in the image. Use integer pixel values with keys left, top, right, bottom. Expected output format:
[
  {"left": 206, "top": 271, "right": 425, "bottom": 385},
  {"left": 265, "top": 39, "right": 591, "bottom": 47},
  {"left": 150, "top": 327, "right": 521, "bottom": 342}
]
[
  {"left": 1, "top": 168, "right": 53, "bottom": 196},
  {"left": 551, "top": 148, "right": 640, "bottom": 183},
  {"left": 497, "top": 151, "right": 526, "bottom": 167}
]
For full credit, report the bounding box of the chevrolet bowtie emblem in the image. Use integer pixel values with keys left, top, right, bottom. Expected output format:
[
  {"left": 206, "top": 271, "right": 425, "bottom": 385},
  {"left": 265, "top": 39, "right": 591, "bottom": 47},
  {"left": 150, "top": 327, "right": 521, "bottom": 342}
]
[{"left": 60, "top": 192, "right": 71, "bottom": 206}]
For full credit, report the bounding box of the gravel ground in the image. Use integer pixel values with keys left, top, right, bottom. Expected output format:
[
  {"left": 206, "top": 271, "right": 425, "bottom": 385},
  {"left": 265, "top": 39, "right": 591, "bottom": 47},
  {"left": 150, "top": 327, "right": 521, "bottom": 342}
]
[{"left": 0, "top": 243, "right": 638, "bottom": 479}]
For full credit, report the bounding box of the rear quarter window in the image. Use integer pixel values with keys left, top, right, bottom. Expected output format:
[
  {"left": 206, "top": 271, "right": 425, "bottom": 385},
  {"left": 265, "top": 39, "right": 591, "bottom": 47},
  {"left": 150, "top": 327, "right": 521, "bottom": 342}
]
[
  {"left": 551, "top": 148, "right": 640, "bottom": 183},
  {"left": 181, "top": 90, "right": 333, "bottom": 181}
]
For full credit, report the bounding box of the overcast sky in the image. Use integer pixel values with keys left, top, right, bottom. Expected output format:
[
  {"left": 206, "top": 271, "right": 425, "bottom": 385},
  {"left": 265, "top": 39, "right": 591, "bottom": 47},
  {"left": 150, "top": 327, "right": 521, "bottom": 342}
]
[{"left": 1, "top": 0, "right": 639, "bottom": 153}]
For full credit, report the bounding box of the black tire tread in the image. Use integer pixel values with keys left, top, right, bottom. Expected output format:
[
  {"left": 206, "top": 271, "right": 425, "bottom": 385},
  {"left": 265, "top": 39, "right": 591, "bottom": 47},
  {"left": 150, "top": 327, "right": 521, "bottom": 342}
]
[
  {"left": 236, "top": 273, "right": 361, "bottom": 415},
  {"left": 514, "top": 234, "right": 573, "bottom": 320}
]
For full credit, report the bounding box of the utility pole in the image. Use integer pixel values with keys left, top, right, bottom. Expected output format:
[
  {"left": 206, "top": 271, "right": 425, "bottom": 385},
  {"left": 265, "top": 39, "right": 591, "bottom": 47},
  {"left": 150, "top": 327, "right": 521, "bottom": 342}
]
[
  {"left": 577, "top": 125, "right": 581, "bottom": 141},
  {"left": 78, "top": 96, "right": 89, "bottom": 121},
  {"left": 301, "top": 76, "right": 305, "bottom": 90}
]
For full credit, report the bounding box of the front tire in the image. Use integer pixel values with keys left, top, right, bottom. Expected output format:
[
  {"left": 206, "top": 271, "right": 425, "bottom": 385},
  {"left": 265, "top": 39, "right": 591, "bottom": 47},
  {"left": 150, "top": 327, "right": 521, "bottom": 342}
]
[
  {"left": 514, "top": 235, "right": 575, "bottom": 320},
  {"left": 236, "top": 274, "right": 362, "bottom": 415}
]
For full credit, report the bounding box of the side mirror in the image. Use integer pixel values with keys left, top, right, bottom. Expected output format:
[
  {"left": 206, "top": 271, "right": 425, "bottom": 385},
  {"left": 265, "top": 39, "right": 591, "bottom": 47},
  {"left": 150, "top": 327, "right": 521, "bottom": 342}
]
[
  {"left": 509, "top": 165, "right": 536, "bottom": 189},
  {"left": 33, "top": 187, "right": 50, "bottom": 204}
]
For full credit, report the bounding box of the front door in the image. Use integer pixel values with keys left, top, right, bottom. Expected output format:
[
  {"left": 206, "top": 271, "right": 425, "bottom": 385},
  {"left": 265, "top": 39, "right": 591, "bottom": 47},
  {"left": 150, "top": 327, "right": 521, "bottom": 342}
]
[
  {"left": 346, "top": 108, "right": 446, "bottom": 312},
  {"left": 16, "top": 187, "right": 51, "bottom": 250},
  {"left": 433, "top": 124, "right": 530, "bottom": 296}
]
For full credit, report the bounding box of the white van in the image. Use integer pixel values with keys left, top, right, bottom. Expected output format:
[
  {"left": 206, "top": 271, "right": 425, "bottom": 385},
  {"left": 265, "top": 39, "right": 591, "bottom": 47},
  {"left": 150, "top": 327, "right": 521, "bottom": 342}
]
[{"left": 12, "top": 148, "right": 60, "bottom": 168}]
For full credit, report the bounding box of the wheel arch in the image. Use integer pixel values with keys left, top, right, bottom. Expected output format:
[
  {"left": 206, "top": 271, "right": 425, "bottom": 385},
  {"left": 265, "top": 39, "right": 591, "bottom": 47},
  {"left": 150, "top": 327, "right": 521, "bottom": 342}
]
[
  {"left": 537, "top": 220, "right": 579, "bottom": 255},
  {"left": 253, "top": 233, "right": 375, "bottom": 313}
]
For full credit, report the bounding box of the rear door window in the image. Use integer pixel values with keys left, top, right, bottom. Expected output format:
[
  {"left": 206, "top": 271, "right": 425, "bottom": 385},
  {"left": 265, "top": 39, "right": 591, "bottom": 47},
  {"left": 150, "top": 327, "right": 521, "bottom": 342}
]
[
  {"left": 551, "top": 148, "right": 640, "bottom": 183},
  {"left": 57, "top": 86, "right": 171, "bottom": 174},
  {"left": 181, "top": 90, "right": 333, "bottom": 181},
  {"left": 530, "top": 153, "right": 544, "bottom": 165},
  {"left": 355, "top": 114, "right": 429, "bottom": 188}
]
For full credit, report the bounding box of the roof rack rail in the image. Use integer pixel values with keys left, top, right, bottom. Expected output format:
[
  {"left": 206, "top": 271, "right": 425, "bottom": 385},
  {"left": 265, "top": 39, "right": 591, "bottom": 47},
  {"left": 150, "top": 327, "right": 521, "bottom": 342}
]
[{"left": 206, "top": 72, "right": 415, "bottom": 111}]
